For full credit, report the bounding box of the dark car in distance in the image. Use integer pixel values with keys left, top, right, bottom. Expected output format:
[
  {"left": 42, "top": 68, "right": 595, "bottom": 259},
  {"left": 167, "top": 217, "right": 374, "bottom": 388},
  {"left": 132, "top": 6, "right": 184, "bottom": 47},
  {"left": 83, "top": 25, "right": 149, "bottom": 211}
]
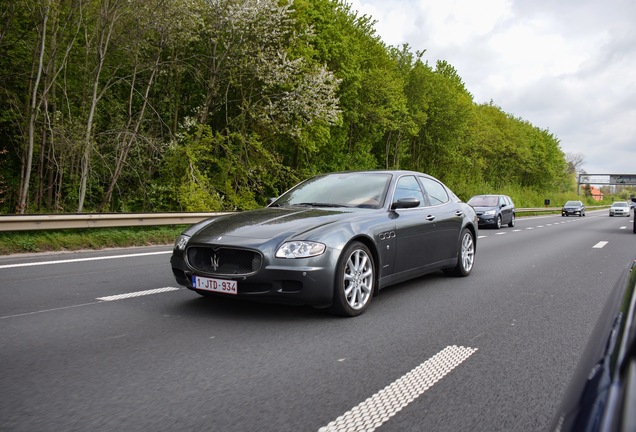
[
  {"left": 548, "top": 257, "right": 636, "bottom": 431},
  {"left": 170, "top": 170, "right": 478, "bottom": 317},
  {"left": 467, "top": 194, "right": 515, "bottom": 229},
  {"left": 562, "top": 200, "right": 586, "bottom": 217}
]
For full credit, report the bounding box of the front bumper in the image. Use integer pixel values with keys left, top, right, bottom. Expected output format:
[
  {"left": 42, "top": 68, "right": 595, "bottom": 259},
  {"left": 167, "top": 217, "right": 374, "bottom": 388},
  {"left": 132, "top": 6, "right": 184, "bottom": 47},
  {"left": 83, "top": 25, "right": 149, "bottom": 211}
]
[
  {"left": 610, "top": 210, "right": 629, "bottom": 216},
  {"left": 476, "top": 214, "right": 498, "bottom": 226},
  {"left": 562, "top": 209, "right": 583, "bottom": 215},
  {"left": 170, "top": 248, "right": 338, "bottom": 308}
]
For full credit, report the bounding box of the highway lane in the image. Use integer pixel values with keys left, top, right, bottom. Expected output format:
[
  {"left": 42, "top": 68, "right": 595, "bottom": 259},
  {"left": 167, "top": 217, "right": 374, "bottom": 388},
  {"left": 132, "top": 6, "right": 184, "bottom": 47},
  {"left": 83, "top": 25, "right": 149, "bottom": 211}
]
[{"left": 0, "top": 210, "right": 634, "bottom": 432}]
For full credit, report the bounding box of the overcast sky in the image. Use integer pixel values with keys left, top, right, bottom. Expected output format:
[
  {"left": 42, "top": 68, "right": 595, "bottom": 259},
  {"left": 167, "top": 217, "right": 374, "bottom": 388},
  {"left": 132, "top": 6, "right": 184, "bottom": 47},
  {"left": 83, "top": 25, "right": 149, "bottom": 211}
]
[{"left": 347, "top": 0, "right": 636, "bottom": 176}]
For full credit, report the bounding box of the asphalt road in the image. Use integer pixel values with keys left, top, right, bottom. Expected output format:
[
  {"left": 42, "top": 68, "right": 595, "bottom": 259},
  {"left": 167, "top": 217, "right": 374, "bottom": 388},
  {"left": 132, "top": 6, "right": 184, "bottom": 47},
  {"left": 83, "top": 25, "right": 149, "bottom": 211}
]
[{"left": 1, "top": 210, "right": 635, "bottom": 432}]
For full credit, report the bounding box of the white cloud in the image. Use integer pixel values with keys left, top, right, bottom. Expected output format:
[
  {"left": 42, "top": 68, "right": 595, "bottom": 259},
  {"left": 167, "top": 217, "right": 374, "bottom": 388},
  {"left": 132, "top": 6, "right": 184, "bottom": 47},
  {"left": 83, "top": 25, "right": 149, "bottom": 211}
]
[{"left": 347, "top": 0, "right": 636, "bottom": 175}]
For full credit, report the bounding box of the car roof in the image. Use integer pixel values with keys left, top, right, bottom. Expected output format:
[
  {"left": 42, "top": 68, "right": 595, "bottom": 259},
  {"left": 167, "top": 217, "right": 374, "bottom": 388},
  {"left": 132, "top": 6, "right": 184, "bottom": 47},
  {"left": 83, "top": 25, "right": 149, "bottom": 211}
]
[{"left": 323, "top": 170, "right": 437, "bottom": 178}]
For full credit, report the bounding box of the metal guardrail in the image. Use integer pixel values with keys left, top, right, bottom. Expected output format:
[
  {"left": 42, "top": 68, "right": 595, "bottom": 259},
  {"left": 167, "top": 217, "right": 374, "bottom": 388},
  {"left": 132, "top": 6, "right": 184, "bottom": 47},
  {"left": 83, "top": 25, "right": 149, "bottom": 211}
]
[
  {"left": 0, "top": 206, "right": 611, "bottom": 232},
  {"left": 0, "top": 212, "right": 228, "bottom": 232}
]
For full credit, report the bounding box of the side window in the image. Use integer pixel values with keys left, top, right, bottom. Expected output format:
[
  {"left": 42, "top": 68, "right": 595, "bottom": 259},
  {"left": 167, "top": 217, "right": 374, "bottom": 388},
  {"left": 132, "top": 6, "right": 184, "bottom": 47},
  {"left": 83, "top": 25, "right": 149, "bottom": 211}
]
[
  {"left": 419, "top": 177, "right": 449, "bottom": 206},
  {"left": 394, "top": 176, "right": 425, "bottom": 207}
]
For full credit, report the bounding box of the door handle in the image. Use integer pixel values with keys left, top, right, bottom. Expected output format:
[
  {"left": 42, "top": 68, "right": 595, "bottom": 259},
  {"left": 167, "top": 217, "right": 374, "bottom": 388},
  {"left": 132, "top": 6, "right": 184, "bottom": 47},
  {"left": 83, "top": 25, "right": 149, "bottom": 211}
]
[{"left": 426, "top": 215, "right": 436, "bottom": 221}]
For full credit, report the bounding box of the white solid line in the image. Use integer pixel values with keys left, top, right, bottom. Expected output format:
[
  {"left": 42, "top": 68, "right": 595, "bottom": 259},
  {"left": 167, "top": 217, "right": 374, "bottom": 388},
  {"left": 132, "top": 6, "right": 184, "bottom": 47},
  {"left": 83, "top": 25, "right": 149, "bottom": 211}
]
[
  {"left": 318, "top": 345, "right": 478, "bottom": 432},
  {"left": 97, "top": 287, "right": 180, "bottom": 301},
  {"left": 0, "top": 250, "right": 172, "bottom": 270},
  {"left": 593, "top": 241, "right": 609, "bottom": 249}
]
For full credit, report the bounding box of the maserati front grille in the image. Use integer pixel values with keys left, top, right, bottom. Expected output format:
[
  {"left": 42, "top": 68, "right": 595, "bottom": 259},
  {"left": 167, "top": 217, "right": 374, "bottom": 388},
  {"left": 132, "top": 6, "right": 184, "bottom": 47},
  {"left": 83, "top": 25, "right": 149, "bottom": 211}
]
[{"left": 187, "top": 246, "right": 262, "bottom": 276}]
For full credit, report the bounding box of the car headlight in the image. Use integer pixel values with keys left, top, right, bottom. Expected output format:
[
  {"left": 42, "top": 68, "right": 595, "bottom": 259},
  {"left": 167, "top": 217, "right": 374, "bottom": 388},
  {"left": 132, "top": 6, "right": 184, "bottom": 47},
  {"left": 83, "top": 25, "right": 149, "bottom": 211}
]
[
  {"left": 483, "top": 210, "right": 496, "bottom": 216},
  {"left": 174, "top": 234, "right": 190, "bottom": 251},
  {"left": 276, "top": 241, "right": 326, "bottom": 259}
]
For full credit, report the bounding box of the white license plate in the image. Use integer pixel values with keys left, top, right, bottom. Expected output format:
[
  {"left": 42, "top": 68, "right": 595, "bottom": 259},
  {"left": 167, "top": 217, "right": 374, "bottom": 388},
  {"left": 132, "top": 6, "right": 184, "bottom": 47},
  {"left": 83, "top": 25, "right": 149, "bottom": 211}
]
[{"left": 192, "top": 275, "right": 238, "bottom": 295}]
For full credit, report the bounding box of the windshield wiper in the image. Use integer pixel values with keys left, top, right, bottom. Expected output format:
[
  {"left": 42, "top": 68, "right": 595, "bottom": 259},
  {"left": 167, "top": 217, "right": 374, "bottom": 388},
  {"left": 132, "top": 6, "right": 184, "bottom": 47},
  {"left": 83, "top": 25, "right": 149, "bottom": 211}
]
[{"left": 295, "top": 202, "right": 349, "bottom": 208}]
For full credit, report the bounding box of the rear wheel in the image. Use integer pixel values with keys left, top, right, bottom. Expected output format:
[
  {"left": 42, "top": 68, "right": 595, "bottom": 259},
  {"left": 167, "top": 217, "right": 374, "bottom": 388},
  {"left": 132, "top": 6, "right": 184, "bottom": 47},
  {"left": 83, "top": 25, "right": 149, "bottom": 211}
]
[
  {"left": 508, "top": 214, "right": 515, "bottom": 227},
  {"left": 329, "top": 242, "right": 375, "bottom": 317},
  {"left": 451, "top": 228, "right": 475, "bottom": 277}
]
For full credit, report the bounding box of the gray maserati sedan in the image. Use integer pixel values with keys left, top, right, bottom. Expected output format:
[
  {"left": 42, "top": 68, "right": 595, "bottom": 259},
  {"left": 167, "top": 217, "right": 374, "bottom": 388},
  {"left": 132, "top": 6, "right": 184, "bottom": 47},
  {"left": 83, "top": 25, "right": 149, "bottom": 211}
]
[{"left": 170, "top": 170, "right": 478, "bottom": 316}]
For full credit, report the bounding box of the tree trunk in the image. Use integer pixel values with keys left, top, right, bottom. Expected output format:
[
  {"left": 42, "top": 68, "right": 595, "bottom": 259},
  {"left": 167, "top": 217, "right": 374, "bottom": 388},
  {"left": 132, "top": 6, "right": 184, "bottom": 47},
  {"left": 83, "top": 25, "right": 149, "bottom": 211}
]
[
  {"left": 99, "top": 50, "right": 161, "bottom": 210},
  {"left": 18, "top": 2, "right": 50, "bottom": 214},
  {"left": 78, "top": 1, "right": 119, "bottom": 212}
]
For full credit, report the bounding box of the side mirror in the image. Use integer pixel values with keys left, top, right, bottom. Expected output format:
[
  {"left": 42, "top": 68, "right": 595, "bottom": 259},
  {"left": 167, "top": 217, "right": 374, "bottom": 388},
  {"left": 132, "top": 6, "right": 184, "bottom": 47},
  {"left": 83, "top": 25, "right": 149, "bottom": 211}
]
[
  {"left": 267, "top": 197, "right": 277, "bottom": 206},
  {"left": 391, "top": 197, "right": 420, "bottom": 210}
]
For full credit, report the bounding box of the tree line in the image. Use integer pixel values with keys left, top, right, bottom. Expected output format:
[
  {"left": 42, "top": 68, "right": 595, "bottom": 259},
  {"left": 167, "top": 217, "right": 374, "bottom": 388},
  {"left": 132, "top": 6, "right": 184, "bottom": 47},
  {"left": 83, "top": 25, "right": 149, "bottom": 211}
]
[{"left": 0, "top": 0, "right": 572, "bottom": 214}]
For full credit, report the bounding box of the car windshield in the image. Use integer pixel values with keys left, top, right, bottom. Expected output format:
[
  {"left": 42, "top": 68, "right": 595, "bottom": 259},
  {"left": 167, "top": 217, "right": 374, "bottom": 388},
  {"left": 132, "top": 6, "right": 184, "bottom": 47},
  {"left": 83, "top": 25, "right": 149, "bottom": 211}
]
[
  {"left": 612, "top": 202, "right": 628, "bottom": 207},
  {"left": 468, "top": 196, "right": 498, "bottom": 207},
  {"left": 565, "top": 201, "right": 580, "bottom": 206},
  {"left": 272, "top": 172, "right": 392, "bottom": 209}
]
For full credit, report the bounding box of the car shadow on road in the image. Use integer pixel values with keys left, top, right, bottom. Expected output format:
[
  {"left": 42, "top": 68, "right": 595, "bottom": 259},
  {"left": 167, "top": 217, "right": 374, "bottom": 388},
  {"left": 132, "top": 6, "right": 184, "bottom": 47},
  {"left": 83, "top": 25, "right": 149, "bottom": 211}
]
[{"left": 166, "top": 292, "right": 332, "bottom": 322}]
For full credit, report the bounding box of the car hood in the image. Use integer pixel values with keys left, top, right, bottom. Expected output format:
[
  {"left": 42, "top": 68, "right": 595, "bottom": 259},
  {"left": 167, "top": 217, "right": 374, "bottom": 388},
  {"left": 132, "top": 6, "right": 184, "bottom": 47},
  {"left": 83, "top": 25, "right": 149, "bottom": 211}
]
[{"left": 186, "top": 206, "right": 362, "bottom": 244}]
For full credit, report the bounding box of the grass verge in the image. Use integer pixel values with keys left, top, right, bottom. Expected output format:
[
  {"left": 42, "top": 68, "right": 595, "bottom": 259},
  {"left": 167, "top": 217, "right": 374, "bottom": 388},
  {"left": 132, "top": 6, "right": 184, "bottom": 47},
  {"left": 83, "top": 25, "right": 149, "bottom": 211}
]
[{"left": 0, "top": 225, "right": 187, "bottom": 256}]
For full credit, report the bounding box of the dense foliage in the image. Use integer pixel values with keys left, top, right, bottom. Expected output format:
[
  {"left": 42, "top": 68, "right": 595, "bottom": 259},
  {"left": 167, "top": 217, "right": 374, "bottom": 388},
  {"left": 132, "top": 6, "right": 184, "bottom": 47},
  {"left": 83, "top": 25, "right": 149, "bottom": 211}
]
[{"left": 0, "top": 0, "right": 571, "bottom": 214}]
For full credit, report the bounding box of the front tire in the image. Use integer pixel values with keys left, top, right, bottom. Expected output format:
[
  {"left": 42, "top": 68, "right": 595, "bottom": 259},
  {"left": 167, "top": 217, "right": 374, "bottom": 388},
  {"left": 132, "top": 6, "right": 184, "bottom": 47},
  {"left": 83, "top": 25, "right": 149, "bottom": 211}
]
[
  {"left": 495, "top": 215, "right": 502, "bottom": 229},
  {"left": 329, "top": 242, "right": 375, "bottom": 317},
  {"left": 451, "top": 228, "right": 475, "bottom": 277}
]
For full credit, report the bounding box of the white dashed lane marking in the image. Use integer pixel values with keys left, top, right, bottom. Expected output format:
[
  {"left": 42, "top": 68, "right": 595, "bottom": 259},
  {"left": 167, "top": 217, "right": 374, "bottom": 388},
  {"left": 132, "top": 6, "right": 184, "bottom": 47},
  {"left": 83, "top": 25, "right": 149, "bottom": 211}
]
[
  {"left": 1, "top": 287, "right": 181, "bottom": 320},
  {"left": 593, "top": 241, "right": 609, "bottom": 249},
  {"left": 318, "top": 345, "right": 478, "bottom": 432},
  {"left": 97, "top": 287, "right": 180, "bottom": 301}
]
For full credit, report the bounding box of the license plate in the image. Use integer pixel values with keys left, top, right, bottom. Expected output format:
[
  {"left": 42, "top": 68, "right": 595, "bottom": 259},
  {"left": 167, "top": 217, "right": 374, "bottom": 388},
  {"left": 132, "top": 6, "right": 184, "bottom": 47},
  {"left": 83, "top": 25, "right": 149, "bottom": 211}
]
[{"left": 192, "top": 275, "right": 238, "bottom": 295}]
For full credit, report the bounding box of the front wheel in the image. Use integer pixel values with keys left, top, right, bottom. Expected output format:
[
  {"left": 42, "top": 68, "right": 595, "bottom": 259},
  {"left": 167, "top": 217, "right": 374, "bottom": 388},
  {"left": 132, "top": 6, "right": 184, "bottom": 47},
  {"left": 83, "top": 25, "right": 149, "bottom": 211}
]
[
  {"left": 328, "top": 242, "right": 375, "bottom": 317},
  {"left": 495, "top": 215, "right": 502, "bottom": 229},
  {"left": 451, "top": 228, "right": 475, "bottom": 277}
]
